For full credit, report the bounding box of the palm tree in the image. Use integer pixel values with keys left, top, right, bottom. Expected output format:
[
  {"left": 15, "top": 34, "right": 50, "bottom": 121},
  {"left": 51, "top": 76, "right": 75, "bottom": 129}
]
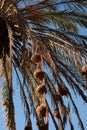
[{"left": 0, "top": 0, "right": 87, "bottom": 130}]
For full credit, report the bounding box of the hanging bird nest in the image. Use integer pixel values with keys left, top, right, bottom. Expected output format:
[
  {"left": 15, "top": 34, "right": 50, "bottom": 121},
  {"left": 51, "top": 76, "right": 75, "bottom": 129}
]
[
  {"left": 53, "top": 108, "right": 59, "bottom": 118},
  {"left": 60, "top": 86, "right": 69, "bottom": 96},
  {"left": 82, "top": 65, "right": 87, "bottom": 75},
  {"left": 31, "top": 53, "right": 41, "bottom": 64},
  {"left": 37, "top": 119, "right": 48, "bottom": 130},
  {"left": 35, "top": 83, "right": 47, "bottom": 94},
  {"left": 39, "top": 123, "right": 48, "bottom": 130},
  {"left": 54, "top": 93, "right": 62, "bottom": 102},
  {"left": 24, "top": 125, "right": 32, "bottom": 130},
  {"left": 34, "top": 69, "right": 45, "bottom": 80},
  {"left": 36, "top": 103, "right": 47, "bottom": 117}
]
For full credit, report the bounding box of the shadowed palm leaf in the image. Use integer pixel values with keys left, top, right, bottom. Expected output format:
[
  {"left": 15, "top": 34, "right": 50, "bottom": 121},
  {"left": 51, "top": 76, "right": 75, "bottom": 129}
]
[{"left": 0, "top": 0, "right": 87, "bottom": 130}]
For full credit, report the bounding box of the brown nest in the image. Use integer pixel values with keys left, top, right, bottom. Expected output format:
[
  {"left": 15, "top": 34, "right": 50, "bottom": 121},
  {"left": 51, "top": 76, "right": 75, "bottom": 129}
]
[
  {"left": 54, "top": 93, "right": 62, "bottom": 102},
  {"left": 31, "top": 53, "right": 41, "bottom": 64},
  {"left": 34, "top": 69, "right": 44, "bottom": 80},
  {"left": 36, "top": 103, "right": 47, "bottom": 117},
  {"left": 53, "top": 108, "right": 59, "bottom": 118},
  {"left": 24, "top": 125, "right": 32, "bottom": 130},
  {"left": 59, "top": 87, "right": 69, "bottom": 96},
  {"left": 39, "top": 123, "right": 48, "bottom": 130},
  {"left": 82, "top": 65, "right": 87, "bottom": 75},
  {"left": 35, "top": 83, "right": 47, "bottom": 94}
]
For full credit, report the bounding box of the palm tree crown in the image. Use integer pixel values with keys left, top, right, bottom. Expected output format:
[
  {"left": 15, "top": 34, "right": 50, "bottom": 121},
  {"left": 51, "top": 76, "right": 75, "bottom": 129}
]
[{"left": 0, "top": 0, "right": 87, "bottom": 130}]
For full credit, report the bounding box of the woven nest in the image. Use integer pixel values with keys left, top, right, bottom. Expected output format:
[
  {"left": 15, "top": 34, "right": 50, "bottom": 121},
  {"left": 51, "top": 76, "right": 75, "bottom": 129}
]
[
  {"left": 53, "top": 108, "right": 59, "bottom": 118},
  {"left": 31, "top": 53, "right": 41, "bottom": 64},
  {"left": 39, "top": 124, "right": 48, "bottom": 130},
  {"left": 34, "top": 69, "right": 44, "bottom": 80},
  {"left": 82, "top": 65, "right": 87, "bottom": 75},
  {"left": 60, "top": 87, "right": 68, "bottom": 96},
  {"left": 54, "top": 93, "right": 61, "bottom": 102},
  {"left": 24, "top": 125, "right": 32, "bottom": 130},
  {"left": 36, "top": 103, "right": 47, "bottom": 117},
  {"left": 35, "top": 83, "right": 47, "bottom": 94}
]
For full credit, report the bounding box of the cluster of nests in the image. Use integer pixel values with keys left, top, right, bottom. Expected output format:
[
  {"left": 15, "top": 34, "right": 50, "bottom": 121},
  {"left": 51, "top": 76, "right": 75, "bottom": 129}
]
[
  {"left": 25, "top": 51, "right": 87, "bottom": 129},
  {"left": 30, "top": 52, "right": 70, "bottom": 118},
  {"left": 0, "top": 17, "right": 10, "bottom": 58},
  {"left": 31, "top": 52, "right": 47, "bottom": 117},
  {"left": 24, "top": 52, "right": 48, "bottom": 130},
  {"left": 31, "top": 52, "right": 47, "bottom": 95}
]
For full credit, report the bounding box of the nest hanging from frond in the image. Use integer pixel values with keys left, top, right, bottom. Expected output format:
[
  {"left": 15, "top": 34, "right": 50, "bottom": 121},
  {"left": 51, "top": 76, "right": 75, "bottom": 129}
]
[
  {"left": 37, "top": 119, "right": 48, "bottom": 130},
  {"left": 53, "top": 108, "right": 59, "bottom": 118},
  {"left": 81, "top": 65, "right": 87, "bottom": 75},
  {"left": 31, "top": 53, "right": 41, "bottom": 64},
  {"left": 34, "top": 69, "right": 44, "bottom": 80},
  {"left": 36, "top": 103, "right": 47, "bottom": 117},
  {"left": 39, "top": 123, "right": 48, "bottom": 130},
  {"left": 24, "top": 125, "right": 32, "bottom": 130},
  {"left": 35, "top": 82, "right": 47, "bottom": 94},
  {"left": 54, "top": 93, "right": 62, "bottom": 102},
  {"left": 59, "top": 86, "right": 69, "bottom": 96}
]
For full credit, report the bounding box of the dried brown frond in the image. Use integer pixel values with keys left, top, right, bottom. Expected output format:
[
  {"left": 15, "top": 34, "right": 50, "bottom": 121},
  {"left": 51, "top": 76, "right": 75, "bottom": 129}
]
[
  {"left": 60, "top": 105, "right": 70, "bottom": 119},
  {"left": 2, "top": 101, "right": 9, "bottom": 108},
  {"left": 60, "top": 105, "right": 66, "bottom": 119},
  {"left": 43, "top": 50, "right": 57, "bottom": 75},
  {"left": 53, "top": 108, "right": 59, "bottom": 118}
]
